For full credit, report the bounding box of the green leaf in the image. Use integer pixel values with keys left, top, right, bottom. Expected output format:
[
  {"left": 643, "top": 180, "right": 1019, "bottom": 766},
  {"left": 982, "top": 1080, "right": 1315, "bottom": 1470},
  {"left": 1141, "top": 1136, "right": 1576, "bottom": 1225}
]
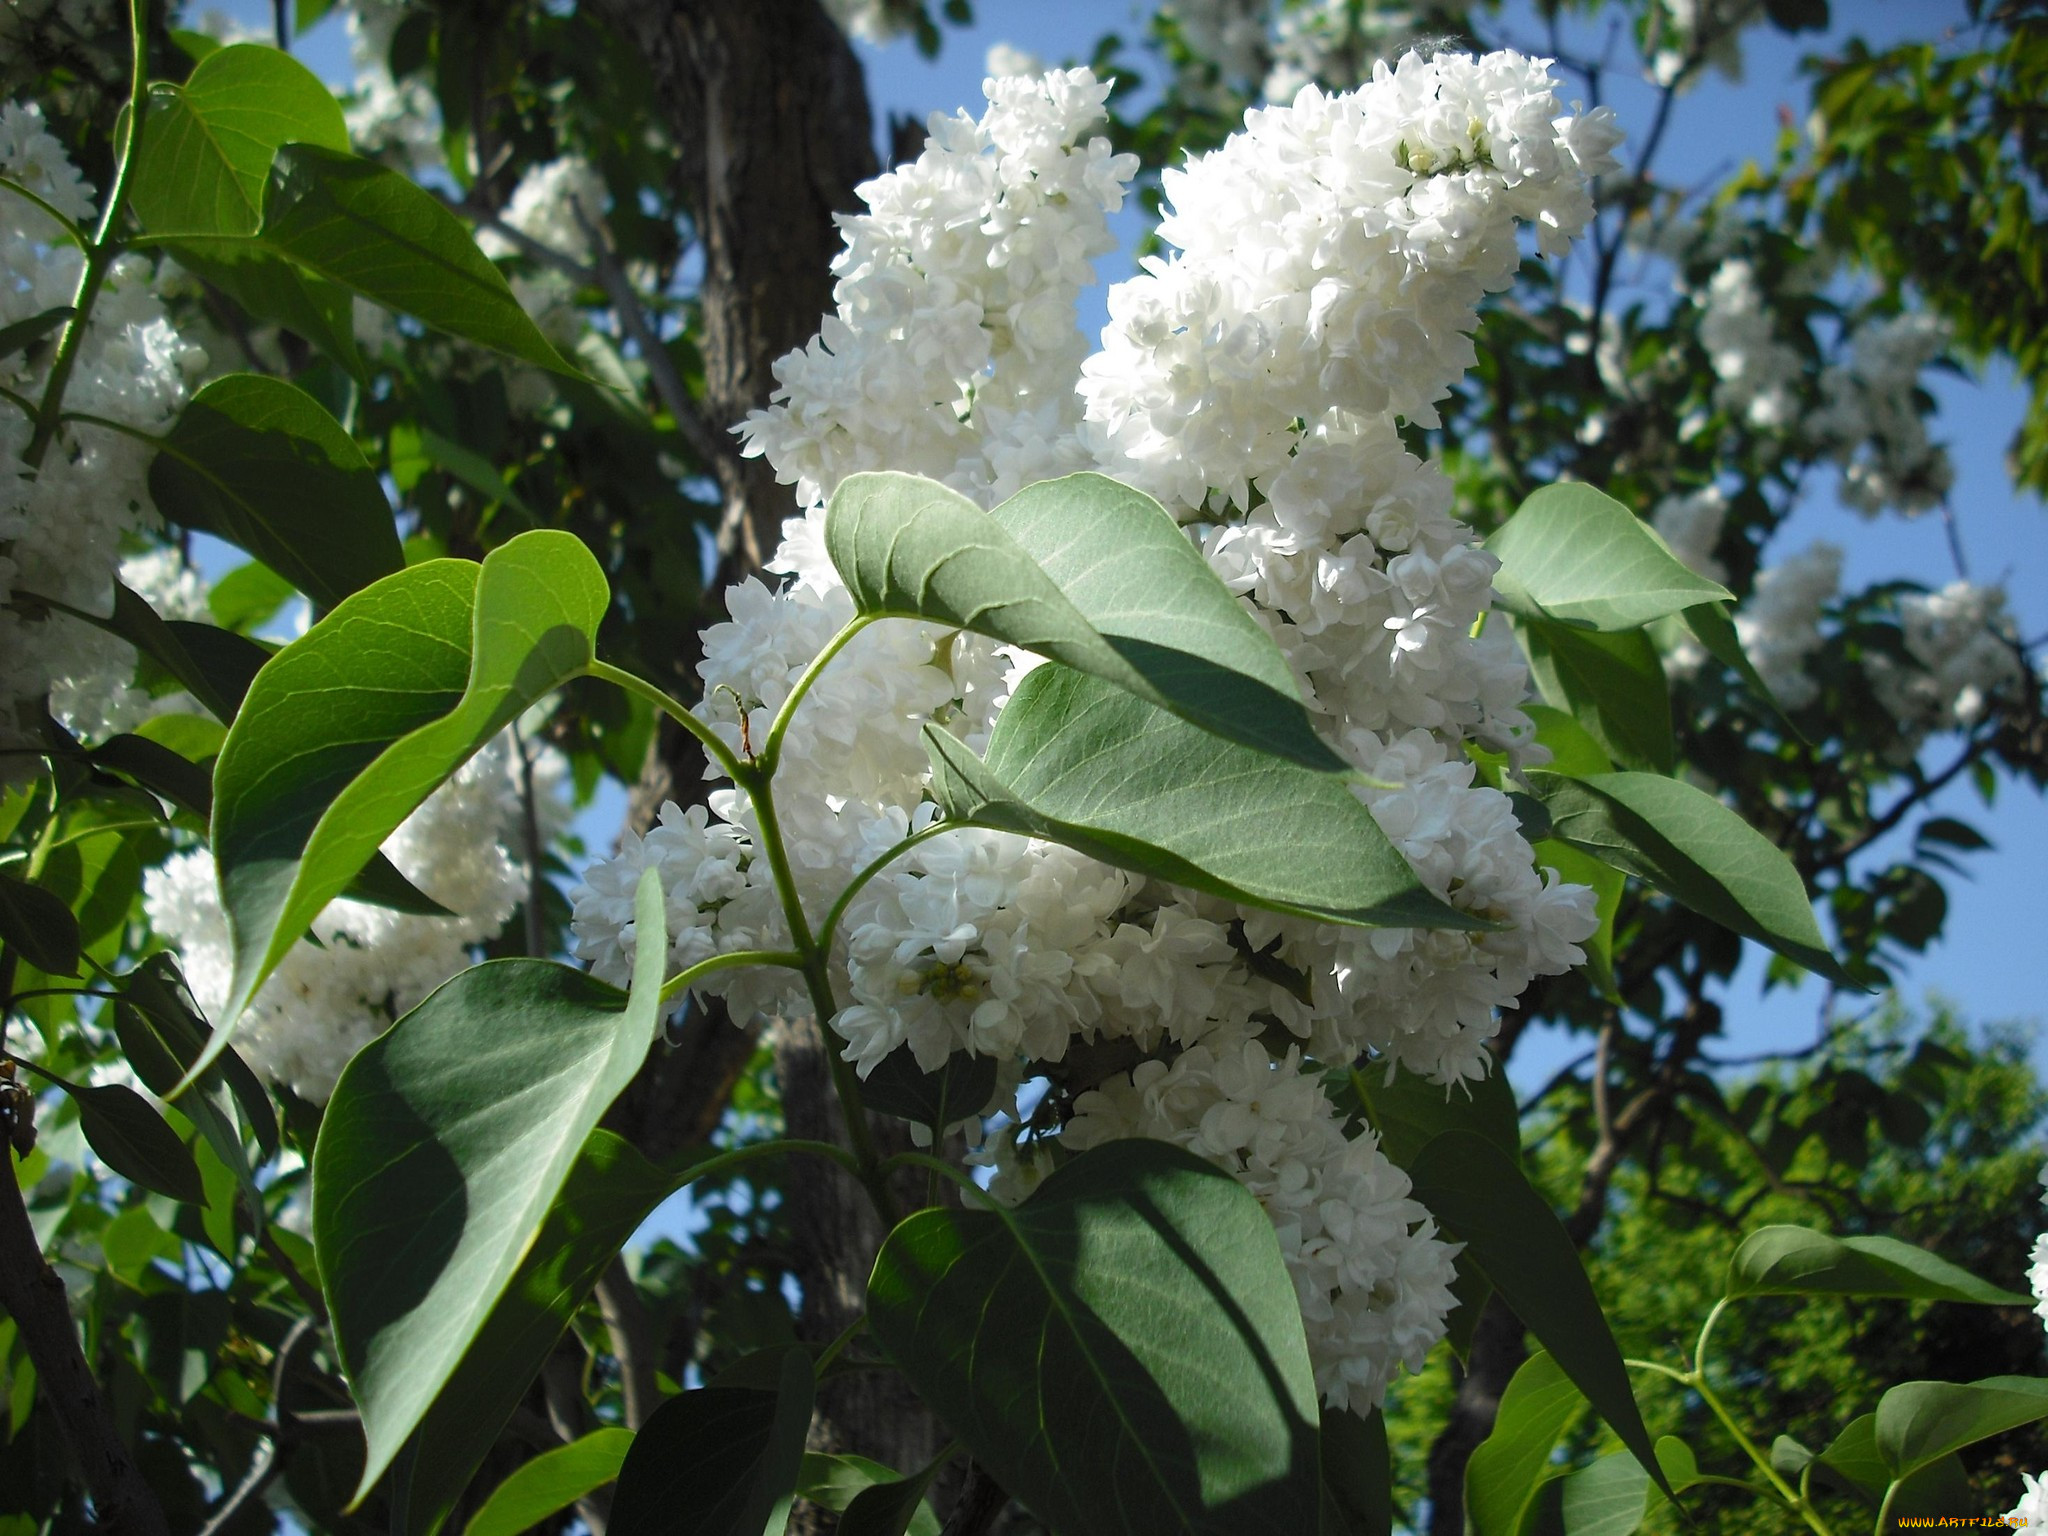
[
  {"left": 1465, "top": 1351, "right": 1585, "bottom": 1536},
  {"left": 460, "top": 1428, "right": 633, "bottom": 1536},
  {"left": 1531, "top": 771, "right": 1859, "bottom": 987},
  {"left": 101, "top": 1204, "right": 182, "bottom": 1286},
  {"left": 208, "top": 560, "right": 298, "bottom": 635},
  {"left": 260, "top": 144, "right": 577, "bottom": 374},
  {"left": 313, "top": 865, "right": 664, "bottom": 1500},
  {"left": 120, "top": 952, "right": 278, "bottom": 1165},
  {"left": 1348, "top": 1062, "right": 1519, "bottom": 1169},
  {"left": 928, "top": 666, "right": 1480, "bottom": 931},
  {"left": 1409, "top": 1133, "right": 1670, "bottom": 1503},
  {"left": 608, "top": 1349, "right": 815, "bottom": 1536},
  {"left": 212, "top": 529, "right": 606, "bottom": 1032},
  {"left": 829, "top": 471, "right": 1343, "bottom": 769},
  {"left": 1486, "top": 484, "right": 1731, "bottom": 631},
  {"left": 412, "top": 426, "right": 537, "bottom": 521},
  {"left": 169, "top": 238, "right": 366, "bottom": 379},
  {"left": 0, "top": 873, "right": 81, "bottom": 978},
  {"left": 867, "top": 1137, "right": 1322, "bottom": 1536},
  {"left": 1681, "top": 602, "right": 1805, "bottom": 738},
  {"left": 72, "top": 1082, "right": 207, "bottom": 1204},
  {"left": 1875, "top": 1376, "right": 2048, "bottom": 1478},
  {"left": 1725, "top": 1225, "right": 2028, "bottom": 1305},
  {"left": 129, "top": 43, "right": 348, "bottom": 237},
  {"left": 151, "top": 374, "right": 402, "bottom": 611},
  {"left": 1320, "top": 1407, "right": 1391, "bottom": 1536},
  {"left": 838, "top": 1447, "right": 951, "bottom": 1536},
  {"left": 1524, "top": 704, "right": 1615, "bottom": 779},
  {"left": 1532, "top": 838, "right": 1622, "bottom": 995},
  {"left": 796, "top": 1455, "right": 941, "bottom": 1535},
  {"left": 1551, "top": 1450, "right": 1653, "bottom": 1536},
  {"left": 396, "top": 1131, "right": 678, "bottom": 1536},
  {"left": 858, "top": 1047, "right": 998, "bottom": 1129},
  {"left": 1520, "top": 621, "right": 1674, "bottom": 774},
  {"left": 0, "top": 306, "right": 73, "bottom": 362}
]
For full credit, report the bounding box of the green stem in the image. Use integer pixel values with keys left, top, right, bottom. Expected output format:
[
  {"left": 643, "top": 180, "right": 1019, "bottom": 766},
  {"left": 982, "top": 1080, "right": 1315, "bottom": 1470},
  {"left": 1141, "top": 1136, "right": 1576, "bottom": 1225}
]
[
  {"left": 812, "top": 1313, "right": 867, "bottom": 1374},
  {"left": 733, "top": 761, "right": 895, "bottom": 1221},
  {"left": 759, "top": 614, "right": 873, "bottom": 775},
  {"left": 1693, "top": 1295, "right": 1732, "bottom": 1378},
  {"left": 59, "top": 410, "right": 166, "bottom": 449},
  {"left": 1690, "top": 1370, "right": 1836, "bottom": 1536},
  {"left": 1873, "top": 1478, "right": 1900, "bottom": 1536},
  {"left": 24, "top": 0, "right": 152, "bottom": 470},
  {"left": 0, "top": 177, "right": 87, "bottom": 247},
  {"left": 657, "top": 948, "right": 802, "bottom": 1011},
  {"left": 877, "top": 1148, "right": 994, "bottom": 1208},
  {"left": 0, "top": 383, "right": 40, "bottom": 419},
  {"left": 815, "top": 818, "right": 961, "bottom": 959},
  {"left": 583, "top": 659, "right": 746, "bottom": 782}
]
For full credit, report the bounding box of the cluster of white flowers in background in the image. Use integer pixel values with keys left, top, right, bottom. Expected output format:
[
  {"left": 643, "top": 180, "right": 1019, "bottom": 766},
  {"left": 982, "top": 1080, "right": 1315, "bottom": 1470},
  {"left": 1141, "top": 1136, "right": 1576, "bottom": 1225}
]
[
  {"left": 577, "top": 54, "right": 1618, "bottom": 1408},
  {"left": 148, "top": 730, "right": 567, "bottom": 1103},
  {"left": 1, "top": 104, "right": 208, "bottom": 779},
  {"left": 1697, "top": 258, "right": 1802, "bottom": 432},
  {"left": 1158, "top": 0, "right": 1424, "bottom": 108},
  {"left": 1650, "top": 0, "right": 1761, "bottom": 89},
  {"left": 1807, "top": 311, "right": 1955, "bottom": 517},
  {"left": 343, "top": 0, "right": 441, "bottom": 173},
  {"left": 478, "top": 156, "right": 606, "bottom": 264},
  {"left": 1866, "top": 582, "right": 2027, "bottom": 754}
]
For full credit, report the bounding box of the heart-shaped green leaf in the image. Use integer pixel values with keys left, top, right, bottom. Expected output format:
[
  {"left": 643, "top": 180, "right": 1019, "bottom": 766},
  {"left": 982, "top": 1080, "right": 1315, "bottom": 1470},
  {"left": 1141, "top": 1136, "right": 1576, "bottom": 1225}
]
[
  {"left": 1409, "top": 1132, "right": 1670, "bottom": 1504},
  {"left": 867, "top": 1137, "right": 1321, "bottom": 1536},
  {"left": 829, "top": 471, "right": 1342, "bottom": 769},
  {"left": 129, "top": 43, "right": 348, "bottom": 237},
  {"left": 313, "top": 866, "right": 664, "bottom": 1500},
  {"left": 396, "top": 1130, "right": 678, "bottom": 1536},
  {"left": 151, "top": 374, "right": 402, "bottom": 612},
  {"left": 608, "top": 1349, "right": 815, "bottom": 1536},
  {"left": 260, "top": 144, "right": 577, "bottom": 374},
  {"left": 1486, "top": 484, "right": 1732, "bottom": 631},
  {"left": 1726, "top": 1225, "right": 2028, "bottom": 1304},
  {"left": 460, "top": 1428, "right": 633, "bottom": 1536},
  {"left": 1530, "top": 771, "right": 1859, "bottom": 987},
  {"left": 212, "top": 528, "right": 606, "bottom": 1035},
  {"left": 927, "top": 665, "right": 1479, "bottom": 931},
  {"left": 1875, "top": 1376, "right": 2048, "bottom": 1479}
]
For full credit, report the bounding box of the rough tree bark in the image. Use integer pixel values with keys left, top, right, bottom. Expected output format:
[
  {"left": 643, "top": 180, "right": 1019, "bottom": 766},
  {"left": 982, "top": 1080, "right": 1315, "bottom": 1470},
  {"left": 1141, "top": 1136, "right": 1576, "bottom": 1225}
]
[{"left": 583, "top": 0, "right": 945, "bottom": 1510}]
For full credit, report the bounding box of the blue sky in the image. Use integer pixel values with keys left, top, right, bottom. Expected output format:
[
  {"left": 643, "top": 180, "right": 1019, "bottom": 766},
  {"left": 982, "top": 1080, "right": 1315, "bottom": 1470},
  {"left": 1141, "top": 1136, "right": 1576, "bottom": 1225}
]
[{"left": 254, "top": 0, "right": 2044, "bottom": 1083}]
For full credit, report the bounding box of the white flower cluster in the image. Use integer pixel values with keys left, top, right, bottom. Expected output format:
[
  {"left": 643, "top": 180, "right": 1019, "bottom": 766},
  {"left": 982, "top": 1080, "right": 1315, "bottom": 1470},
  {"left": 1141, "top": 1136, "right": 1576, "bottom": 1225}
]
[
  {"left": 2, "top": 104, "right": 208, "bottom": 778},
  {"left": 478, "top": 156, "right": 606, "bottom": 264},
  {"left": 1866, "top": 581, "right": 2026, "bottom": 753},
  {"left": 343, "top": 0, "right": 441, "bottom": 173},
  {"left": 1650, "top": 0, "right": 1761, "bottom": 89},
  {"left": 581, "top": 57, "right": 1614, "bottom": 1408},
  {"left": 147, "top": 731, "right": 566, "bottom": 1102},
  {"left": 1697, "top": 258, "right": 1801, "bottom": 432},
  {"left": 1158, "top": 0, "right": 1424, "bottom": 107},
  {"left": 1807, "top": 311, "right": 1954, "bottom": 517}
]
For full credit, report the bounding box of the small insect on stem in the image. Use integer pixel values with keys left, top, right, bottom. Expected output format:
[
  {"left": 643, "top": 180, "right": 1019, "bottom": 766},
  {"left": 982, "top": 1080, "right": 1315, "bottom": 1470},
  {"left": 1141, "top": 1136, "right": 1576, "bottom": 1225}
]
[{"left": 714, "top": 683, "right": 757, "bottom": 763}]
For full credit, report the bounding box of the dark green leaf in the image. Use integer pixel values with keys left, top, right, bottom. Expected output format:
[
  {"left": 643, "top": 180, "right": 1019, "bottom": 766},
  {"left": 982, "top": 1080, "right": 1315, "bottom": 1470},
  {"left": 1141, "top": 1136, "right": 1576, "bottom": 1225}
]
[
  {"left": 608, "top": 1349, "right": 815, "bottom": 1536},
  {"left": 867, "top": 1137, "right": 1322, "bottom": 1536},
  {"left": 1875, "top": 1376, "right": 2048, "bottom": 1478},
  {"left": 169, "top": 238, "right": 366, "bottom": 379},
  {"left": 1520, "top": 621, "right": 1674, "bottom": 774},
  {"left": 1465, "top": 1351, "right": 1584, "bottom": 1536},
  {"left": 838, "top": 1446, "right": 950, "bottom": 1536},
  {"left": 928, "top": 666, "right": 1479, "bottom": 931},
  {"left": 120, "top": 952, "right": 278, "bottom": 1166},
  {"left": 91, "top": 733, "right": 213, "bottom": 819},
  {"left": 313, "top": 866, "right": 664, "bottom": 1499},
  {"left": 1320, "top": 1407, "right": 1391, "bottom": 1536},
  {"left": 1486, "top": 484, "right": 1731, "bottom": 631},
  {"left": 460, "top": 1428, "right": 633, "bottom": 1536},
  {"left": 829, "top": 471, "right": 1343, "bottom": 769},
  {"left": 151, "top": 374, "right": 402, "bottom": 612},
  {"left": 1409, "top": 1133, "right": 1669, "bottom": 1502},
  {"left": 1681, "top": 602, "right": 1805, "bottom": 739},
  {"left": 397, "top": 1131, "right": 678, "bottom": 1536},
  {"left": 1532, "top": 772, "right": 1860, "bottom": 987},
  {"left": 0, "top": 873, "right": 81, "bottom": 977},
  {"left": 1725, "top": 1224, "right": 2028, "bottom": 1304},
  {"left": 858, "top": 1048, "right": 998, "bottom": 1128},
  {"left": 129, "top": 44, "right": 349, "bottom": 237},
  {"left": 212, "top": 529, "right": 605, "bottom": 1031},
  {"left": 0, "top": 306, "right": 73, "bottom": 362},
  {"left": 73, "top": 1082, "right": 207, "bottom": 1204},
  {"left": 260, "top": 144, "right": 577, "bottom": 374},
  {"left": 1349, "top": 1062, "right": 1519, "bottom": 1169}
]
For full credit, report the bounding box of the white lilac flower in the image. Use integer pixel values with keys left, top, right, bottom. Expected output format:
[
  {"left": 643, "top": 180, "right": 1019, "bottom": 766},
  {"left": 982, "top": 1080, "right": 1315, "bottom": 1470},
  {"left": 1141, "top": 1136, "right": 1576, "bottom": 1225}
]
[
  {"left": 147, "top": 731, "right": 566, "bottom": 1102},
  {"left": 2010, "top": 1473, "right": 2048, "bottom": 1531},
  {"left": 1734, "top": 542, "right": 1840, "bottom": 713},
  {"left": 1697, "top": 258, "right": 1801, "bottom": 432},
  {"left": 576, "top": 55, "right": 1610, "bottom": 1407},
  {"left": 1807, "top": 311, "right": 1954, "bottom": 517},
  {"left": 1866, "top": 581, "right": 2027, "bottom": 753},
  {"left": 478, "top": 157, "right": 607, "bottom": 263}
]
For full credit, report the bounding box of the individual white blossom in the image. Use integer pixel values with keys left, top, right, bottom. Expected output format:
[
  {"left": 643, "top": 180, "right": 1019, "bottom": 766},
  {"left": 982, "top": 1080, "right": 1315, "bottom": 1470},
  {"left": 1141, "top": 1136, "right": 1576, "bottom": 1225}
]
[
  {"left": 147, "top": 731, "right": 567, "bottom": 1102},
  {"left": 2009, "top": 1473, "right": 2048, "bottom": 1531}
]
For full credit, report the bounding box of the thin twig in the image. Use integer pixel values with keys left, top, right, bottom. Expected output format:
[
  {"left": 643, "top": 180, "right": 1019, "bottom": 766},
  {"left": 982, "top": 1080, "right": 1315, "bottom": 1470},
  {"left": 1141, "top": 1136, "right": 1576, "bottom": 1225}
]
[{"left": 594, "top": 1258, "right": 660, "bottom": 1431}]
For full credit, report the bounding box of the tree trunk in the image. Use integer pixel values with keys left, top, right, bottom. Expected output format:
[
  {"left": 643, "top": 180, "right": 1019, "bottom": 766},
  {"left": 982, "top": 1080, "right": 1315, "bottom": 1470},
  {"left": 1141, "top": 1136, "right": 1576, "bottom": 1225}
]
[{"left": 1425, "top": 1295, "right": 1527, "bottom": 1536}]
